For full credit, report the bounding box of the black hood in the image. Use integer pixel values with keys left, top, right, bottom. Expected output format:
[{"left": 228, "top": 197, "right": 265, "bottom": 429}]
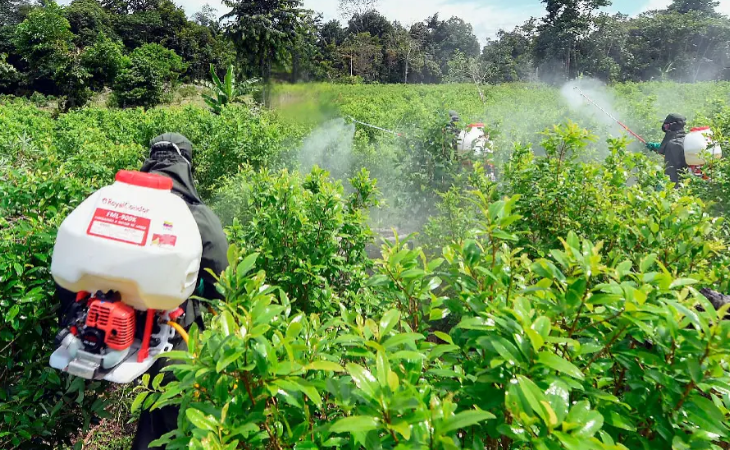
[
  {"left": 141, "top": 133, "right": 201, "bottom": 205},
  {"left": 658, "top": 113, "right": 686, "bottom": 155},
  {"left": 140, "top": 151, "right": 202, "bottom": 205}
]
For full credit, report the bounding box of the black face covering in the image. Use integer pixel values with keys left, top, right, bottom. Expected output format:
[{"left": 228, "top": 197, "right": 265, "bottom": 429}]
[{"left": 662, "top": 113, "right": 686, "bottom": 134}]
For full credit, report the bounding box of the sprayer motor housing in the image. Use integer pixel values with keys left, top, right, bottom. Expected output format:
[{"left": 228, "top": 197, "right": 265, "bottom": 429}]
[{"left": 50, "top": 290, "right": 182, "bottom": 383}]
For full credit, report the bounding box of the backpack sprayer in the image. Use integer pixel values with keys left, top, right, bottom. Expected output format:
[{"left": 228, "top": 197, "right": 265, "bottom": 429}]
[
  {"left": 573, "top": 87, "right": 722, "bottom": 178},
  {"left": 50, "top": 170, "right": 201, "bottom": 383},
  {"left": 345, "top": 115, "right": 495, "bottom": 179},
  {"left": 346, "top": 114, "right": 496, "bottom": 179}
]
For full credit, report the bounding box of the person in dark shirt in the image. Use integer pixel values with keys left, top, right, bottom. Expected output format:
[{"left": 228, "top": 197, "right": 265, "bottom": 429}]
[
  {"left": 55, "top": 133, "right": 228, "bottom": 449},
  {"left": 131, "top": 133, "right": 228, "bottom": 449},
  {"left": 646, "top": 113, "right": 688, "bottom": 184}
]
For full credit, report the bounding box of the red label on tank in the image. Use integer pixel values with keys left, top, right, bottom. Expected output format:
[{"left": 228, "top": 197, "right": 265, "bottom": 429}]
[
  {"left": 87, "top": 208, "right": 151, "bottom": 246},
  {"left": 151, "top": 233, "right": 177, "bottom": 248}
]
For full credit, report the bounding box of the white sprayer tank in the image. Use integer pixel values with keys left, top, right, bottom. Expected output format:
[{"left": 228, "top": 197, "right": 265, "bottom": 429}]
[
  {"left": 51, "top": 170, "right": 203, "bottom": 311},
  {"left": 457, "top": 123, "right": 492, "bottom": 156},
  {"left": 684, "top": 126, "right": 722, "bottom": 166}
]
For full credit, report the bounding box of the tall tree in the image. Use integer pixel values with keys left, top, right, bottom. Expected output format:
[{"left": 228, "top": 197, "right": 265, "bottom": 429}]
[
  {"left": 534, "top": 0, "right": 611, "bottom": 81},
  {"left": 221, "top": 0, "right": 304, "bottom": 83},
  {"left": 481, "top": 20, "right": 537, "bottom": 83},
  {"left": 1, "top": 0, "right": 33, "bottom": 27},
  {"left": 386, "top": 23, "right": 423, "bottom": 83},
  {"left": 13, "top": 1, "right": 75, "bottom": 88},
  {"left": 340, "top": 32, "right": 382, "bottom": 80},
  {"left": 192, "top": 4, "right": 220, "bottom": 32},
  {"left": 338, "top": 0, "right": 378, "bottom": 20},
  {"left": 669, "top": 0, "right": 720, "bottom": 15},
  {"left": 65, "top": 0, "right": 115, "bottom": 47},
  {"left": 348, "top": 10, "right": 392, "bottom": 37}
]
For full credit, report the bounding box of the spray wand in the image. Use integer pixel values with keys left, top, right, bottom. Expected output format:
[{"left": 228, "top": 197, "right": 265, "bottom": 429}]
[
  {"left": 346, "top": 116, "right": 404, "bottom": 137},
  {"left": 573, "top": 87, "right": 646, "bottom": 144}
]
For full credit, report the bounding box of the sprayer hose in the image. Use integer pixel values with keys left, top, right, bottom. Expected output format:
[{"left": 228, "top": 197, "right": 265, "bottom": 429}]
[{"left": 167, "top": 321, "right": 189, "bottom": 344}]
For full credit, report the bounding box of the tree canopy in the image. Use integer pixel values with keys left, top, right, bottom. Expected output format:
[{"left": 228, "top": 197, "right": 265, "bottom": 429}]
[{"left": 1, "top": 0, "right": 729, "bottom": 108}]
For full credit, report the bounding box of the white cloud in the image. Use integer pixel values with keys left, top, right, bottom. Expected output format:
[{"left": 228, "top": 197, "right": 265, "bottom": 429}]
[{"left": 718, "top": 0, "right": 730, "bottom": 16}]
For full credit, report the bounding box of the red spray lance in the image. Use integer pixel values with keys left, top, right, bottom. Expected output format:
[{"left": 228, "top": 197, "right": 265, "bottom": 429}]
[{"left": 573, "top": 86, "right": 646, "bottom": 144}]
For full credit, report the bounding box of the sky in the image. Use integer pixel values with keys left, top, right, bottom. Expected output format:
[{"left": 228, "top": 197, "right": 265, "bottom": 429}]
[{"left": 61, "top": 0, "right": 730, "bottom": 42}]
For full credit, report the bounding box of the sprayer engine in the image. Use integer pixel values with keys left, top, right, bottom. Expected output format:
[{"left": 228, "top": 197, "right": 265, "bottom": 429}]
[{"left": 51, "top": 290, "right": 184, "bottom": 383}]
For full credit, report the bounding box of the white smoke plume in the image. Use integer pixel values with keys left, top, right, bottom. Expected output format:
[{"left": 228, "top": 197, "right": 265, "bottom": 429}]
[{"left": 297, "top": 118, "right": 356, "bottom": 181}]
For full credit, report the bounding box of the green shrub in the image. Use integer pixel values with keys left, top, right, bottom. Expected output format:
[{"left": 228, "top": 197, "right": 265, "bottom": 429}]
[
  {"left": 112, "top": 44, "right": 185, "bottom": 108},
  {"left": 137, "top": 223, "right": 730, "bottom": 448},
  {"left": 80, "top": 32, "right": 125, "bottom": 90},
  {"left": 0, "top": 161, "right": 107, "bottom": 449},
  {"left": 216, "top": 166, "right": 379, "bottom": 314}
]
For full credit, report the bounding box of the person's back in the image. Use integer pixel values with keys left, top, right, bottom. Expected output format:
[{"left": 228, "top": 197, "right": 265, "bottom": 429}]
[
  {"left": 128, "top": 133, "right": 228, "bottom": 449},
  {"left": 647, "top": 113, "right": 687, "bottom": 184},
  {"left": 53, "top": 133, "right": 227, "bottom": 448}
]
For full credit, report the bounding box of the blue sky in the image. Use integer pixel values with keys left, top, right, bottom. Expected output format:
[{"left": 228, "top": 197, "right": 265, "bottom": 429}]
[{"left": 57, "top": 0, "right": 730, "bottom": 41}]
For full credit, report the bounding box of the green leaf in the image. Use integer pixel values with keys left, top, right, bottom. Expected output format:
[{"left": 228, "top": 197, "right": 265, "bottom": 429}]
[
  {"left": 565, "top": 400, "right": 604, "bottom": 438},
  {"left": 186, "top": 408, "right": 218, "bottom": 432},
  {"left": 237, "top": 253, "right": 259, "bottom": 279},
  {"left": 516, "top": 375, "right": 551, "bottom": 425},
  {"left": 346, "top": 363, "right": 379, "bottom": 401},
  {"left": 218, "top": 310, "right": 237, "bottom": 337},
  {"left": 379, "top": 309, "right": 400, "bottom": 337},
  {"left": 640, "top": 253, "right": 657, "bottom": 272},
  {"left": 130, "top": 392, "right": 149, "bottom": 414},
  {"left": 330, "top": 415, "right": 380, "bottom": 433},
  {"left": 389, "top": 420, "right": 411, "bottom": 440},
  {"left": 440, "top": 410, "right": 495, "bottom": 433},
  {"left": 304, "top": 361, "right": 345, "bottom": 372},
  {"left": 603, "top": 410, "right": 636, "bottom": 431},
  {"left": 216, "top": 350, "right": 245, "bottom": 373},
  {"left": 669, "top": 278, "right": 698, "bottom": 289},
  {"left": 376, "top": 351, "right": 390, "bottom": 388},
  {"left": 434, "top": 331, "right": 453, "bottom": 345},
  {"left": 537, "top": 352, "right": 585, "bottom": 380},
  {"left": 382, "top": 332, "right": 425, "bottom": 349},
  {"left": 670, "top": 300, "right": 709, "bottom": 335},
  {"left": 574, "top": 410, "right": 603, "bottom": 438},
  {"left": 545, "top": 380, "right": 569, "bottom": 420},
  {"left": 531, "top": 316, "right": 551, "bottom": 339}
]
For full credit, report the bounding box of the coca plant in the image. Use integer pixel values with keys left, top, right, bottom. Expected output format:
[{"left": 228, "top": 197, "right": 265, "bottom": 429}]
[{"left": 136, "top": 201, "right": 730, "bottom": 449}]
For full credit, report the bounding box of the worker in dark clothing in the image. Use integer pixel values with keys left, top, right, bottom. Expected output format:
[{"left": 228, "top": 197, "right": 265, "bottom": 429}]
[
  {"left": 645, "top": 113, "right": 688, "bottom": 184},
  {"left": 446, "top": 110, "right": 462, "bottom": 151},
  {"left": 55, "top": 133, "right": 228, "bottom": 449},
  {"left": 131, "top": 133, "right": 228, "bottom": 449}
]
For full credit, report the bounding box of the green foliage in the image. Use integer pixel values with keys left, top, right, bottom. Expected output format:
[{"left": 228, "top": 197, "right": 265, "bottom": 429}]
[
  {"left": 12, "top": 1, "right": 75, "bottom": 89},
  {"left": 138, "top": 221, "right": 730, "bottom": 448},
  {"left": 221, "top": 0, "right": 304, "bottom": 82},
  {"left": 203, "top": 64, "right": 260, "bottom": 114},
  {"left": 112, "top": 43, "right": 185, "bottom": 108},
  {"left": 4, "top": 83, "right": 730, "bottom": 449},
  {"left": 0, "top": 159, "right": 107, "bottom": 449},
  {"left": 217, "top": 166, "right": 379, "bottom": 314},
  {"left": 64, "top": 0, "right": 115, "bottom": 48},
  {"left": 0, "top": 53, "right": 19, "bottom": 92},
  {"left": 80, "top": 32, "right": 124, "bottom": 90}
]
